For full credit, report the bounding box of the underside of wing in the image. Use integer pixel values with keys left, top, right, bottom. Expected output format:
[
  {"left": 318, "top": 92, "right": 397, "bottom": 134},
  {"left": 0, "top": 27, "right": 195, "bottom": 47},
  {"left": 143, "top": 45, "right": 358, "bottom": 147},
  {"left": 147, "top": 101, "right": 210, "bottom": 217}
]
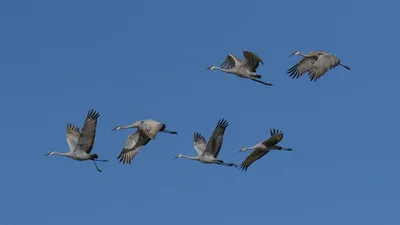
[
  {"left": 240, "top": 149, "right": 270, "bottom": 171},
  {"left": 204, "top": 119, "right": 229, "bottom": 158},
  {"left": 220, "top": 54, "right": 242, "bottom": 69},
  {"left": 308, "top": 54, "right": 340, "bottom": 81},
  {"left": 76, "top": 109, "right": 100, "bottom": 154},
  {"left": 243, "top": 50, "right": 264, "bottom": 72},
  {"left": 287, "top": 56, "right": 317, "bottom": 79},
  {"left": 117, "top": 130, "right": 151, "bottom": 164},
  {"left": 66, "top": 123, "right": 80, "bottom": 151},
  {"left": 193, "top": 132, "right": 207, "bottom": 155}
]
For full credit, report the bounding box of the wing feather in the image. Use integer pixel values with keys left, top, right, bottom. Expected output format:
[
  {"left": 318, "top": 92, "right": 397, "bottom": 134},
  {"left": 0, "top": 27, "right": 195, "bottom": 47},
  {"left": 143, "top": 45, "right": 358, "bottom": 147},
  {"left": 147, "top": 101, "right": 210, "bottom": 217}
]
[
  {"left": 243, "top": 51, "right": 263, "bottom": 72},
  {"left": 117, "top": 130, "right": 151, "bottom": 164},
  {"left": 308, "top": 53, "right": 340, "bottom": 81},
  {"left": 66, "top": 123, "right": 80, "bottom": 151},
  {"left": 287, "top": 56, "right": 317, "bottom": 79},
  {"left": 140, "top": 119, "right": 164, "bottom": 140},
  {"left": 261, "top": 129, "right": 284, "bottom": 147},
  {"left": 220, "top": 54, "right": 242, "bottom": 69},
  {"left": 204, "top": 119, "right": 229, "bottom": 158},
  {"left": 239, "top": 149, "right": 270, "bottom": 171},
  {"left": 193, "top": 132, "right": 207, "bottom": 155},
  {"left": 76, "top": 109, "right": 100, "bottom": 154}
]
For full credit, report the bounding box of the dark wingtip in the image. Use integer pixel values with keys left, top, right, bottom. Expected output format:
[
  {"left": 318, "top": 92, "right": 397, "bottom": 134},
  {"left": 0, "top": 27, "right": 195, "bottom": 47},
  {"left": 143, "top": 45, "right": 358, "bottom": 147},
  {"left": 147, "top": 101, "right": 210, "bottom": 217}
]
[
  {"left": 87, "top": 109, "right": 100, "bottom": 119},
  {"left": 217, "top": 118, "right": 229, "bottom": 129}
]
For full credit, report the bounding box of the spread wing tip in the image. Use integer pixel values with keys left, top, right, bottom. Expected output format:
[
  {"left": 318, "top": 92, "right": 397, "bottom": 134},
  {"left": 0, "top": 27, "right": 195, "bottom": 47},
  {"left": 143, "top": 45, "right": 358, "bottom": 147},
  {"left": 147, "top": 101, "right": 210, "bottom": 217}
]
[
  {"left": 217, "top": 118, "right": 229, "bottom": 129},
  {"left": 87, "top": 109, "right": 100, "bottom": 120}
]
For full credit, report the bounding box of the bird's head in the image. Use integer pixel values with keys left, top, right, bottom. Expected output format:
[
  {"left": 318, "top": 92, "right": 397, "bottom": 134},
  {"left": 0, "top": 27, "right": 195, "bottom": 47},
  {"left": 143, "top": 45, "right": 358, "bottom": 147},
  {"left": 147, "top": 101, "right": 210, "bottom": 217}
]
[
  {"left": 44, "top": 151, "right": 55, "bottom": 156},
  {"left": 112, "top": 126, "right": 121, "bottom": 131},
  {"left": 207, "top": 66, "right": 216, "bottom": 70},
  {"left": 238, "top": 147, "right": 248, "bottom": 153},
  {"left": 172, "top": 154, "right": 183, "bottom": 160},
  {"left": 289, "top": 51, "right": 300, "bottom": 57}
]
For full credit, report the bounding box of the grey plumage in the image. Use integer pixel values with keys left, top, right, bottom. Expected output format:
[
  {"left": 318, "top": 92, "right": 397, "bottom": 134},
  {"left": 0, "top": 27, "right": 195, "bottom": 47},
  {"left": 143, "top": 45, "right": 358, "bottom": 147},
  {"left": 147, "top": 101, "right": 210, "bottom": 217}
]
[
  {"left": 239, "top": 129, "right": 292, "bottom": 171},
  {"left": 112, "top": 119, "right": 177, "bottom": 165},
  {"left": 173, "top": 119, "right": 237, "bottom": 167},
  {"left": 207, "top": 50, "right": 273, "bottom": 86},
  {"left": 45, "top": 109, "right": 108, "bottom": 172},
  {"left": 288, "top": 50, "right": 351, "bottom": 81}
]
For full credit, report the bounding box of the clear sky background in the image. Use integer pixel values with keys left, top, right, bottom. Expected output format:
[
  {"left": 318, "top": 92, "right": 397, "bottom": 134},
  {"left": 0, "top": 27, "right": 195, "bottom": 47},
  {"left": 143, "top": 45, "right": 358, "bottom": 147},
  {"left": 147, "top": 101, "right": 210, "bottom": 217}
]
[{"left": 0, "top": 0, "right": 399, "bottom": 224}]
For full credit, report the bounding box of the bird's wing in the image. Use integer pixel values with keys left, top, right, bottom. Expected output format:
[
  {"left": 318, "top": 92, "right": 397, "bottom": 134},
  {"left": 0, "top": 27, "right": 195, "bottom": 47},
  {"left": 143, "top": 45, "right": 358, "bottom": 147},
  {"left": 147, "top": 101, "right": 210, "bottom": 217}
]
[
  {"left": 242, "top": 51, "right": 264, "bottom": 72},
  {"left": 140, "top": 119, "right": 164, "bottom": 140},
  {"left": 75, "top": 109, "right": 100, "bottom": 154},
  {"left": 66, "top": 124, "right": 80, "bottom": 151},
  {"left": 239, "top": 149, "right": 270, "bottom": 171},
  {"left": 220, "top": 54, "right": 242, "bottom": 69},
  {"left": 204, "top": 119, "right": 229, "bottom": 158},
  {"left": 193, "top": 132, "right": 207, "bottom": 155},
  {"left": 117, "top": 130, "right": 151, "bottom": 164},
  {"left": 262, "top": 128, "right": 284, "bottom": 147},
  {"left": 287, "top": 56, "right": 317, "bottom": 79},
  {"left": 308, "top": 53, "right": 340, "bottom": 81}
]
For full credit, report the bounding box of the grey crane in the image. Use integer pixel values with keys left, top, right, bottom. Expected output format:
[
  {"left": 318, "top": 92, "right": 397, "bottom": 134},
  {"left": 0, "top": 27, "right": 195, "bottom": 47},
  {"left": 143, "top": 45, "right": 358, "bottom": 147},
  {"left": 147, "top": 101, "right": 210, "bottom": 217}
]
[
  {"left": 207, "top": 50, "right": 273, "bottom": 86},
  {"left": 112, "top": 119, "right": 177, "bottom": 164},
  {"left": 112, "top": 119, "right": 177, "bottom": 140},
  {"left": 45, "top": 109, "right": 108, "bottom": 172},
  {"left": 173, "top": 119, "right": 237, "bottom": 167},
  {"left": 287, "top": 50, "right": 351, "bottom": 81},
  {"left": 238, "top": 129, "right": 292, "bottom": 171}
]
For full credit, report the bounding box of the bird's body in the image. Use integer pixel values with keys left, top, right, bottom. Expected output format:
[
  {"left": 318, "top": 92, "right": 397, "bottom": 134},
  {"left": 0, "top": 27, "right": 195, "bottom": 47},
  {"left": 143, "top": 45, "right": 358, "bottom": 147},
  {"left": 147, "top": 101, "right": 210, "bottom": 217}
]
[
  {"left": 239, "top": 129, "right": 292, "bottom": 171},
  {"left": 288, "top": 50, "right": 350, "bottom": 81},
  {"left": 45, "top": 109, "right": 108, "bottom": 172},
  {"left": 207, "top": 50, "right": 273, "bottom": 86},
  {"left": 112, "top": 119, "right": 177, "bottom": 164},
  {"left": 174, "top": 119, "right": 237, "bottom": 167}
]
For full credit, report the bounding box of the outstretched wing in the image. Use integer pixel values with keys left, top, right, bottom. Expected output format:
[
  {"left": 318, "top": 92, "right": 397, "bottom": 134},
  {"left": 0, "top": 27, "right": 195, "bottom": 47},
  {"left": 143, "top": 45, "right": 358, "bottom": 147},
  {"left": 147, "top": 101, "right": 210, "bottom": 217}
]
[
  {"left": 66, "top": 124, "right": 80, "bottom": 151},
  {"left": 243, "top": 50, "right": 264, "bottom": 72},
  {"left": 193, "top": 132, "right": 207, "bottom": 155},
  {"left": 220, "top": 54, "right": 242, "bottom": 69},
  {"left": 204, "top": 119, "right": 229, "bottom": 158},
  {"left": 76, "top": 109, "right": 100, "bottom": 154},
  {"left": 239, "top": 149, "right": 270, "bottom": 171},
  {"left": 308, "top": 53, "right": 340, "bottom": 81},
  {"left": 262, "top": 128, "right": 284, "bottom": 147},
  {"left": 117, "top": 130, "right": 151, "bottom": 164},
  {"left": 287, "top": 56, "right": 317, "bottom": 79},
  {"left": 140, "top": 119, "right": 164, "bottom": 140}
]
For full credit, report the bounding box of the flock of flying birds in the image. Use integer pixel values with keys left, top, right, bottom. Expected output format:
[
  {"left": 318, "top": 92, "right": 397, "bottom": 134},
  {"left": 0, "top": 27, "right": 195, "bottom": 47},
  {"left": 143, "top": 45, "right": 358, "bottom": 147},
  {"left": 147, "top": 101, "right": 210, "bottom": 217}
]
[{"left": 45, "top": 50, "right": 351, "bottom": 172}]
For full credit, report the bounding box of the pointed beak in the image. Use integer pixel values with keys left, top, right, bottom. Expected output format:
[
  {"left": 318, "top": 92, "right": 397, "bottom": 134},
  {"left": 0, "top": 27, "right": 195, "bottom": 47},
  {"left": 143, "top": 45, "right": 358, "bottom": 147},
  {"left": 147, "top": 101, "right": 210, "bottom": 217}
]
[
  {"left": 172, "top": 156, "right": 178, "bottom": 160},
  {"left": 44, "top": 152, "right": 50, "bottom": 156}
]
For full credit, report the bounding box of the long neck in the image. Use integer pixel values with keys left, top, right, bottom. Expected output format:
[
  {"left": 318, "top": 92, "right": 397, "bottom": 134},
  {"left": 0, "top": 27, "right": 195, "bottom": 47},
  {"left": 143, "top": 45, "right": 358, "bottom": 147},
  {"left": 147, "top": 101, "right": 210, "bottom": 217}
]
[
  {"left": 53, "top": 151, "right": 71, "bottom": 157},
  {"left": 213, "top": 66, "right": 231, "bottom": 73},
  {"left": 298, "top": 52, "right": 307, "bottom": 57},
  {"left": 181, "top": 155, "right": 199, "bottom": 160},
  {"left": 119, "top": 124, "right": 137, "bottom": 130},
  {"left": 242, "top": 146, "right": 257, "bottom": 151}
]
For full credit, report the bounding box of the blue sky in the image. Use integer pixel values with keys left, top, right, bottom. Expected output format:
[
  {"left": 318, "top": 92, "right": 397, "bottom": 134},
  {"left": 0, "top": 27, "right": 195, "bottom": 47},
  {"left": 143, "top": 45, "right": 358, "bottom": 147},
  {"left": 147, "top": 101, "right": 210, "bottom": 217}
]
[{"left": 0, "top": 0, "right": 399, "bottom": 224}]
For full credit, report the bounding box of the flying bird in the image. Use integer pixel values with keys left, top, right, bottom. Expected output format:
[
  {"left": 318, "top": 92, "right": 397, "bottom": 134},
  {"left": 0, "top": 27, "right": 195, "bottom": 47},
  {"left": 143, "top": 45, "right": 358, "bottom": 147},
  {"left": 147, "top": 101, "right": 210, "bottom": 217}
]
[
  {"left": 287, "top": 50, "right": 350, "bottom": 81},
  {"left": 207, "top": 50, "right": 273, "bottom": 86},
  {"left": 45, "top": 109, "right": 108, "bottom": 172},
  {"left": 113, "top": 119, "right": 177, "bottom": 140},
  {"left": 112, "top": 119, "right": 177, "bottom": 164},
  {"left": 173, "top": 119, "right": 237, "bottom": 167},
  {"left": 238, "top": 129, "right": 292, "bottom": 171}
]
